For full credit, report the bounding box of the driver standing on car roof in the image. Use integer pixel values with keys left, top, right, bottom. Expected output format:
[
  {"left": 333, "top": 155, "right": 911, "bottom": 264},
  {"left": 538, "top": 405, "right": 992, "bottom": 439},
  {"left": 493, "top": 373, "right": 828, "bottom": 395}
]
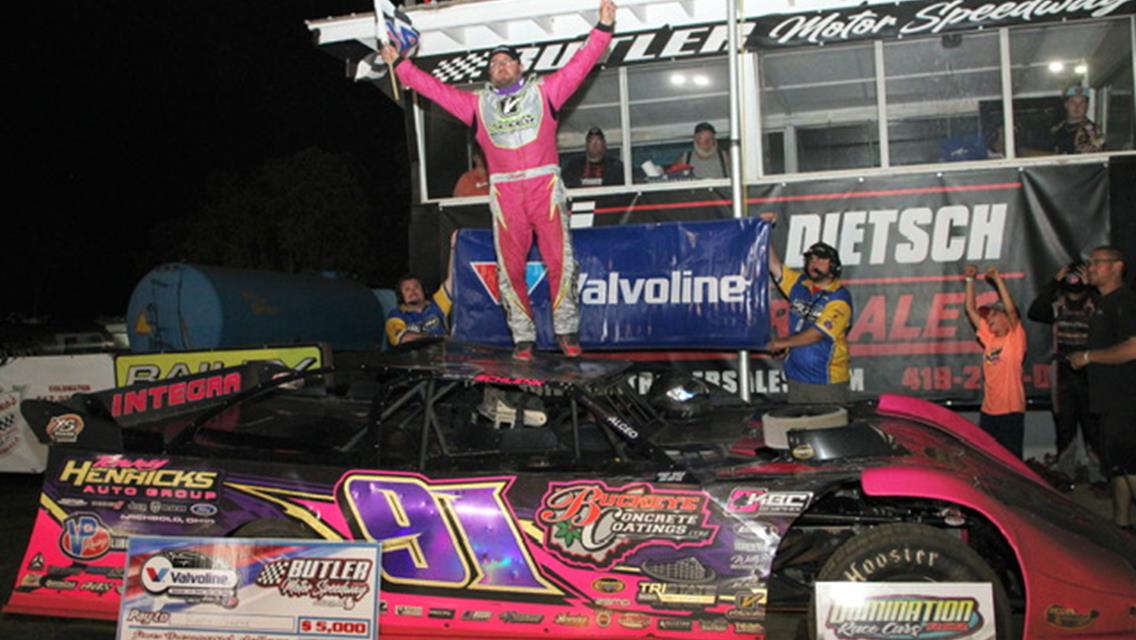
[
  {"left": 759, "top": 211, "right": 854, "bottom": 405},
  {"left": 380, "top": 0, "right": 618, "bottom": 362}
]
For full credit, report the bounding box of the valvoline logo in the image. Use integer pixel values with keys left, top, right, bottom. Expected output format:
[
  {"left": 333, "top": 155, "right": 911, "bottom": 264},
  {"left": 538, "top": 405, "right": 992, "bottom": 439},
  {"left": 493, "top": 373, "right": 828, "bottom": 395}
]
[
  {"left": 470, "top": 261, "right": 547, "bottom": 305},
  {"left": 59, "top": 513, "right": 112, "bottom": 560}
]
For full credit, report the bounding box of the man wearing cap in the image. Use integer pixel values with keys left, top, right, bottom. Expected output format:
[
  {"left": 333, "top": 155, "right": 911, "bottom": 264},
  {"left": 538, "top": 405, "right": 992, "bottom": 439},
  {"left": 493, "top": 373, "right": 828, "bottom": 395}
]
[
  {"left": 759, "top": 212, "right": 853, "bottom": 404},
  {"left": 1027, "top": 262, "right": 1102, "bottom": 485},
  {"left": 672, "top": 122, "right": 729, "bottom": 179},
  {"left": 1052, "top": 85, "right": 1103, "bottom": 154},
  {"left": 562, "top": 127, "right": 625, "bottom": 187},
  {"left": 380, "top": 0, "right": 617, "bottom": 361},
  {"left": 964, "top": 264, "right": 1027, "bottom": 458},
  {"left": 1069, "top": 246, "right": 1136, "bottom": 532}
]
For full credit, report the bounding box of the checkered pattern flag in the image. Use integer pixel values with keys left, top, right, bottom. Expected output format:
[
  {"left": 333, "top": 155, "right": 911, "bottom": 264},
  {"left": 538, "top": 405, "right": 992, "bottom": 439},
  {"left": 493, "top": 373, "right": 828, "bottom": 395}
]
[
  {"left": 429, "top": 52, "right": 491, "bottom": 84},
  {"left": 255, "top": 559, "right": 291, "bottom": 586}
]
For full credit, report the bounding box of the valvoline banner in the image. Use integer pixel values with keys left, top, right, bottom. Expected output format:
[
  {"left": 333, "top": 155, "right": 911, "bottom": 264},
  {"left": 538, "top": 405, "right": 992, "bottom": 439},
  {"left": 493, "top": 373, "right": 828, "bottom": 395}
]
[{"left": 452, "top": 218, "right": 771, "bottom": 349}]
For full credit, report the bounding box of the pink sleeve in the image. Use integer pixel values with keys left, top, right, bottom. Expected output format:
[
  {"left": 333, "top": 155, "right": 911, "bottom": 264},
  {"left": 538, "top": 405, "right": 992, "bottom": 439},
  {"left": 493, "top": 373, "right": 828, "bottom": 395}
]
[
  {"left": 394, "top": 60, "right": 478, "bottom": 126},
  {"left": 542, "top": 27, "right": 613, "bottom": 110}
]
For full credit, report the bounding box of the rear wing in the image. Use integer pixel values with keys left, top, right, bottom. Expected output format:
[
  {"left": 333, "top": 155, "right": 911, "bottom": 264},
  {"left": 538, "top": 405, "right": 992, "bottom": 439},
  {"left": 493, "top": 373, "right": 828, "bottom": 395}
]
[{"left": 20, "top": 362, "right": 295, "bottom": 452}]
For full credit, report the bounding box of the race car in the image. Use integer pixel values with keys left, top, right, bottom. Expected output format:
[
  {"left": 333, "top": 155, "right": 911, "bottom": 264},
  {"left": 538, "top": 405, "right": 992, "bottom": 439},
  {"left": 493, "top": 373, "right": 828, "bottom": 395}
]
[{"left": 7, "top": 340, "right": 1136, "bottom": 638}]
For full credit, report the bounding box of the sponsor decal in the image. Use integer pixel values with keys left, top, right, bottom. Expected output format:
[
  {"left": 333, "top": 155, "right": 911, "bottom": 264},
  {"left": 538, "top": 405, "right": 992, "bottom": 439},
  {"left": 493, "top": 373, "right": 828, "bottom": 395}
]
[
  {"left": 395, "top": 605, "right": 423, "bottom": 617},
  {"left": 655, "top": 470, "right": 690, "bottom": 483},
  {"left": 595, "top": 610, "right": 613, "bottom": 627},
  {"left": 594, "top": 598, "right": 630, "bottom": 607},
  {"left": 825, "top": 595, "right": 983, "bottom": 640},
  {"left": 126, "top": 609, "right": 171, "bottom": 625},
  {"left": 726, "top": 488, "right": 812, "bottom": 516},
  {"left": 641, "top": 556, "right": 716, "bottom": 583},
  {"left": 116, "top": 346, "right": 323, "bottom": 385},
  {"left": 700, "top": 617, "right": 730, "bottom": 632},
  {"left": 255, "top": 557, "right": 374, "bottom": 610},
  {"left": 58, "top": 455, "right": 219, "bottom": 500},
  {"left": 470, "top": 261, "right": 547, "bottom": 306},
  {"left": 428, "top": 608, "right": 456, "bottom": 620},
  {"left": 554, "top": 612, "right": 590, "bottom": 627},
  {"left": 500, "top": 611, "right": 544, "bottom": 624},
  {"left": 578, "top": 271, "right": 749, "bottom": 306},
  {"left": 46, "top": 413, "right": 85, "bottom": 443},
  {"left": 734, "top": 621, "right": 765, "bottom": 634},
  {"left": 617, "top": 612, "right": 651, "bottom": 630},
  {"left": 190, "top": 502, "right": 218, "bottom": 517},
  {"left": 592, "top": 577, "right": 625, "bottom": 593},
  {"left": 536, "top": 481, "right": 717, "bottom": 568},
  {"left": 1045, "top": 605, "right": 1099, "bottom": 630},
  {"left": 461, "top": 610, "right": 492, "bottom": 622},
  {"left": 637, "top": 582, "right": 718, "bottom": 609},
  {"left": 658, "top": 618, "right": 694, "bottom": 631},
  {"left": 140, "top": 550, "right": 239, "bottom": 608},
  {"left": 20, "top": 573, "right": 44, "bottom": 588},
  {"left": 79, "top": 580, "right": 115, "bottom": 595},
  {"left": 42, "top": 578, "right": 78, "bottom": 590},
  {"left": 110, "top": 371, "right": 242, "bottom": 418},
  {"left": 59, "top": 513, "right": 115, "bottom": 560},
  {"left": 28, "top": 553, "right": 45, "bottom": 571},
  {"left": 57, "top": 498, "right": 88, "bottom": 507}
]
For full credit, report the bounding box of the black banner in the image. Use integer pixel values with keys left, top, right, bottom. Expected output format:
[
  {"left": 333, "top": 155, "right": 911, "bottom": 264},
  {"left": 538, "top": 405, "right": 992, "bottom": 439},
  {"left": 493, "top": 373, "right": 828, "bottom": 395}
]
[{"left": 747, "top": 0, "right": 1136, "bottom": 50}]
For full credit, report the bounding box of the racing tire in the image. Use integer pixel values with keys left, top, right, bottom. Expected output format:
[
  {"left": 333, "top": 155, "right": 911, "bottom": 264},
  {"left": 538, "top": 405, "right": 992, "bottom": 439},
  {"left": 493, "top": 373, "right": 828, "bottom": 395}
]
[
  {"left": 810, "top": 523, "right": 1013, "bottom": 640},
  {"left": 230, "top": 518, "right": 321, "bottom": 540}
]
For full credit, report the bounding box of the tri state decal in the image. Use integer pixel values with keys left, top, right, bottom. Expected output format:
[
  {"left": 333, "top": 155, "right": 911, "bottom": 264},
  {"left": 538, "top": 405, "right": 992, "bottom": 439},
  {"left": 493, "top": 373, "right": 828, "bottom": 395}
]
[{"left": 536, "top": 481, "right": 717, "bottom": 568}]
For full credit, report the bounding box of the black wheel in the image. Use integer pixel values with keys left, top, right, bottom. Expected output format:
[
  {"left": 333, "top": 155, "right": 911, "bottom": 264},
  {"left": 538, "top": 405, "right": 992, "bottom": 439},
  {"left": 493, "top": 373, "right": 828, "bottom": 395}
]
[
  {"left": 230, "top": 518, "right": 320, "bottom": 539},
  {"left": 811, "top": 523, "right": 1013, "bottom": 640}
]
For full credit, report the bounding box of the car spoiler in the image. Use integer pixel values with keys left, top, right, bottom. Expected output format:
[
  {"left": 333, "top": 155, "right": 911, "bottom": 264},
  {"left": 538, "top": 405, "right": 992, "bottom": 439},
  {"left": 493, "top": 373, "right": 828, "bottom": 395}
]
[{"left": 20, "top": 361, "right": 295, "bottom": 452}]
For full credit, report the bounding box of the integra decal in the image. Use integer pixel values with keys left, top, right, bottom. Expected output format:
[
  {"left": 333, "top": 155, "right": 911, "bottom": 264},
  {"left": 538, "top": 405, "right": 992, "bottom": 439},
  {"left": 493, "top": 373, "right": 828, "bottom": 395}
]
[
  {"left": 824, "top": 595, "right": 984, "bottom": 640},
  {"left": 255, "top": 557, "right": 373, "bottom": 610},
  {"left": 536, "top": 481, "right": 717, "bottom": 568},
  {"left": 111, "top": 372, "right": 242, "bottom": 417}
]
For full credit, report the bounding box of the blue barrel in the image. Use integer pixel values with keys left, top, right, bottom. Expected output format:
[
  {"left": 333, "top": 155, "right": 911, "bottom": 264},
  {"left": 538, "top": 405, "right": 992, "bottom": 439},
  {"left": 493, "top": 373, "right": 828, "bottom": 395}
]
[{"left": 127, "top": 263, "right": 385, "bottom": 352}]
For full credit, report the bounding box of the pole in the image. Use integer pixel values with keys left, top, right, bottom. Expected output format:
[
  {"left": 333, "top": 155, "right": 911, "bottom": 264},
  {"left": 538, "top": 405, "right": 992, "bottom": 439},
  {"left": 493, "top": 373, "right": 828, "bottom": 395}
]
[{"left": 727, "top": 0, "right": 751, "bottom": 403}]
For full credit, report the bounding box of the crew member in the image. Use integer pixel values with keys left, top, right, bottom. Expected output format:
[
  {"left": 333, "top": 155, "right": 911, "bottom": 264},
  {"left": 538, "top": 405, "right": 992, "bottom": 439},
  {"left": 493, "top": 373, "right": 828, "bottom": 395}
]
[
  {"left": 760, "top": 211, "right": 853, "bottom": 404},
  {"left": 380, "top": 0, "right": 618, "bottom": 361}
]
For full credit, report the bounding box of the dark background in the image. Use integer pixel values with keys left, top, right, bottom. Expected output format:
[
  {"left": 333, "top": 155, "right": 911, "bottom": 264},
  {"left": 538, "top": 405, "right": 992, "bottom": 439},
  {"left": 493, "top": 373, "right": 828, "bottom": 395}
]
[{"left": 5, "top": 1, "right": 408, "bottom": 321}]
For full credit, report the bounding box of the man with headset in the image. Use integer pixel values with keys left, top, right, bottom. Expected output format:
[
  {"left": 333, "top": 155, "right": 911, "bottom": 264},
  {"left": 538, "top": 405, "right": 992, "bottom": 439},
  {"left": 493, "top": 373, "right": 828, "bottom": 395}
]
[{"left": 759, "top": 212, "right": 854, "bottom": 404}]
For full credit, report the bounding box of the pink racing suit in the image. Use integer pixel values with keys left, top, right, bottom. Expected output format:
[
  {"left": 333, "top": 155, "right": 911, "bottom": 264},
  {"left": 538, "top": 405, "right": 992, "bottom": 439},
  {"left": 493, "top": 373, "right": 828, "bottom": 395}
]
[{"left": 394, "top": 24, "right": 613, "bottom": 343}]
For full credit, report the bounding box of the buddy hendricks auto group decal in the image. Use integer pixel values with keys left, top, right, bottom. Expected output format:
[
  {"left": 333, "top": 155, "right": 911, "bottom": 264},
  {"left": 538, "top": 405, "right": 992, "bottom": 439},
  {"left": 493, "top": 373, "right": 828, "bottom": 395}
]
[{"left": 536, "top": 481, "right": 717, "bottom": 568}]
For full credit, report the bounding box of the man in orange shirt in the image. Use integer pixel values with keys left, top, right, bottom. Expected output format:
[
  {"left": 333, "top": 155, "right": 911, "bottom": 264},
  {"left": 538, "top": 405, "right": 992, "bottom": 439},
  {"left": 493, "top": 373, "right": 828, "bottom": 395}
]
[{"left": 964, "top": 265, "right": 1027, "bottom": 458}]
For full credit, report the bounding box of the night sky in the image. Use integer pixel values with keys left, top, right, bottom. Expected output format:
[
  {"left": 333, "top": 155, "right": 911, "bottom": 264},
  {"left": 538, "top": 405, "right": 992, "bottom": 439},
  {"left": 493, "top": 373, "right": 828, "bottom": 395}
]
[{"left": 6, "top": 1, "right": 406, "bottom": 320}]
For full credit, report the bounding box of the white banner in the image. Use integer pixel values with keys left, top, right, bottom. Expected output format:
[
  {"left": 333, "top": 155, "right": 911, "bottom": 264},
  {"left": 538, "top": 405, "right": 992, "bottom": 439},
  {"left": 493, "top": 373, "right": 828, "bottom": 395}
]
[
  {"left": 815, "top": 581, "right": 996, "bottom": 640},
  {"left": 0, "top": 353, "right": 114, "bottom": 473}
]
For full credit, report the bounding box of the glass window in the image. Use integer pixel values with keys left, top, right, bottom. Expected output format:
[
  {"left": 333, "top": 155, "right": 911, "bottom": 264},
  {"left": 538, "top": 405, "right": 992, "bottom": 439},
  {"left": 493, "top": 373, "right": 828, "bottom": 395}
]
[
  {"left": 422, "top": 92, "right": 476, "bottom": 200},
  {"left": 884, "top": 32, "right": 1002, "bottom": 165},
  {"left": 760, "top": 43, "right": 878, "bottom": 174},
  {"left": 556, "top": 68, "right": 626, "bottom": 186},
  {"left": 1010, "top": 18, "right": 1134, "bottom": 156},
  {"left": 627, "top": 58, "right": 730, "bottom": 180}
]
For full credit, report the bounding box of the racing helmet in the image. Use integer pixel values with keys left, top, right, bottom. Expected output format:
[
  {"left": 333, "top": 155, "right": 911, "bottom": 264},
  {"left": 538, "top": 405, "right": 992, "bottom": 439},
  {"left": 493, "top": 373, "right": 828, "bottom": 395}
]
[
  {"left": 803, "top": 242, "right": 843, "bottom": 278},
  {"left": 647, "top": 372, "right": 712, "bottom": 421}
]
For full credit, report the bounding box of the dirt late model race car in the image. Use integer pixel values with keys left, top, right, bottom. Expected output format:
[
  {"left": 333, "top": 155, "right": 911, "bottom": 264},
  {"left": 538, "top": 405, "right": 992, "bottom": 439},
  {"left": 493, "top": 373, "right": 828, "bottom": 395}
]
[{"left": 7, "top": 341, "right": 1136, "bottom": 639}]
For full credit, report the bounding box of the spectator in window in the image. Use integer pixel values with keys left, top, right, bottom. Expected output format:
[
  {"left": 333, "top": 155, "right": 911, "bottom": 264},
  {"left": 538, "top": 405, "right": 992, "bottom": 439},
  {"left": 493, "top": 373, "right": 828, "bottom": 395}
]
[
  {"left": 670, "top": 122, "right": 730, "bottom": 179},
  {"left": 963, "top": 265, "right": 1028, "bottom": 458},
  {"left": 562, "top": 127, "right": 625, "bottom": 187},
  {"left": 453, "top": 147, "right": 489, "bottom": 197},
  {"left": 1052, "top": 85, "right": 1103, "bottom": 154}
]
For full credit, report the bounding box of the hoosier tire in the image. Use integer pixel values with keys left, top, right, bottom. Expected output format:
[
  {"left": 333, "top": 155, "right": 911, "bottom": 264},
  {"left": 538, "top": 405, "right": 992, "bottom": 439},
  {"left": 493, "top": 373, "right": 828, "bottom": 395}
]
[{"left": 811, "top": 523, "right": 1013, "bottom": 640}]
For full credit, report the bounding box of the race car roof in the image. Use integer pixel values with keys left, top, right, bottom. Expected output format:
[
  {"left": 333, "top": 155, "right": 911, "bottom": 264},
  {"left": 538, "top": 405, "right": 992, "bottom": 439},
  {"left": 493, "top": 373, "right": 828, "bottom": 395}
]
[{"left": 350, "top": 340, "right": 631, "bottom": 388}]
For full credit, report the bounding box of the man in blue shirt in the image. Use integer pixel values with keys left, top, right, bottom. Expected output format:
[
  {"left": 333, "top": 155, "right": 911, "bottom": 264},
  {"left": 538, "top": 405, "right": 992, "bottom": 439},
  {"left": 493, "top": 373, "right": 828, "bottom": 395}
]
[
  {"left": 385, "top": 274, "right": 452, "bottom": 346},
  {"left": 759, "top": 212, "right": 854, "bottom": 404}
]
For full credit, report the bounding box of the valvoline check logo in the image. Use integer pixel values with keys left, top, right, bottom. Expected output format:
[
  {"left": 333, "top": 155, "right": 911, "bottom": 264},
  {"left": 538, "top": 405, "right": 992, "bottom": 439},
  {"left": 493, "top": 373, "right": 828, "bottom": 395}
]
[
  {"left": 59, "top": 513, "right": 112, "bottom": 560},
  {"left": 470, "top": 261, "right": 547, "bottom": 305}
]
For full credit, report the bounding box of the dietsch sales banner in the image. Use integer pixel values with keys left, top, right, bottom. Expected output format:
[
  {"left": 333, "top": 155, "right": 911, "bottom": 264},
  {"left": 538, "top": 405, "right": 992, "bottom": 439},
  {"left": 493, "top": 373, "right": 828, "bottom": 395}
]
[{"left": 751, "top": 164, "right": 1109, "bottom": 402}]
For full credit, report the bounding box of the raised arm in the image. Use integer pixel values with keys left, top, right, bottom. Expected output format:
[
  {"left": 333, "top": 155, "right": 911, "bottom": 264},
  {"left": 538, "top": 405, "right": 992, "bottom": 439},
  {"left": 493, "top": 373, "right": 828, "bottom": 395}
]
[
  {"left": 543, "top": 0, "right": 616, "bottom": 109},
  {"left": 1026, "top": 267, "right": 1064, "bottom": 323},
  {"left": 382, "top": 44, "right": 478, "bottom": 126},
  {"left": 963, "top": 264, "right": 981, "bottom": 328},
  {"left": 986, "top": 266, "right": 1019, "bottom": 327},
  {"left": 758, "top": 211, "right": 782, "bottom": 281}
]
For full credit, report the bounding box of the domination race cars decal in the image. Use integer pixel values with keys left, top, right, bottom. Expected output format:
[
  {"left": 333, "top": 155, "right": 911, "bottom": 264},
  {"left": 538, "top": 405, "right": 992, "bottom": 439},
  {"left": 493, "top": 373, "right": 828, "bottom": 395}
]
[{"left": 8, "top": 450, "right": 819, "bottom": 638}]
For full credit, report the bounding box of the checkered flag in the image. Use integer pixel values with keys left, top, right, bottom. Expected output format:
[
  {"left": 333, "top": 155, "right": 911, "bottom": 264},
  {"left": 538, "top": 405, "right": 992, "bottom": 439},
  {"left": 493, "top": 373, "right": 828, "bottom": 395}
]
[
  {"left": 255, "top": 559, "right": 290, "bottom": 586},
  {"left": 430, "top": 52, "right": 491, "bottom": 84}
]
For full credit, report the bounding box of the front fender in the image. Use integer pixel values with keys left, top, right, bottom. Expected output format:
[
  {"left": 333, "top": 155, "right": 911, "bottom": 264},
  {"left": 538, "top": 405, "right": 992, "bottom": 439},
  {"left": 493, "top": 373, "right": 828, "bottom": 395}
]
[{"left": 862, "top": 465, "right": 1136, "bottom": 638}]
